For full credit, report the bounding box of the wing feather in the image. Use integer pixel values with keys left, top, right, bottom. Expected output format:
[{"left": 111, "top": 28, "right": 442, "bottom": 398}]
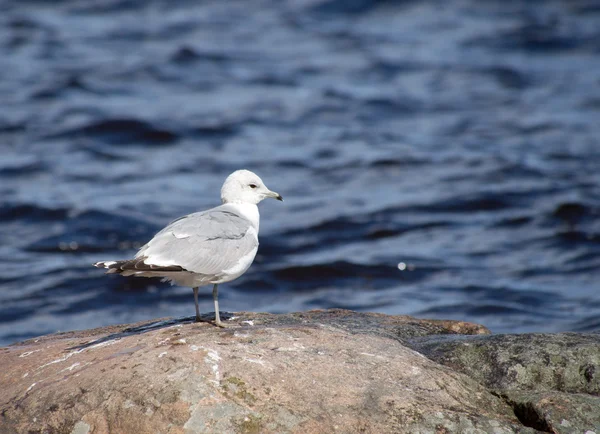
[{"left": 136, "top": 205, "right": 258, "bottom": 277}]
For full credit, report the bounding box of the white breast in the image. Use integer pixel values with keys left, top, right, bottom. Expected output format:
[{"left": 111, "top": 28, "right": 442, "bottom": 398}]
[
  {"left": 228, "top": 203, "right": 260, "bottom": 233},
  {"left": 218, "top": 226, "right": 259, "bottom": 282}
]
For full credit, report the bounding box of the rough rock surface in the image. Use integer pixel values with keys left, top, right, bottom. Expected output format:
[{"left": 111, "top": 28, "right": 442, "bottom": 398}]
[
  {"left": 501, "top": 391, "right": 600, "bottom": 434},
  {"left": 0, "top": 309, "right": 536, "bottom": 434},
  {"left": 410, "top": 332, "right": 600, "bottom": 433}
]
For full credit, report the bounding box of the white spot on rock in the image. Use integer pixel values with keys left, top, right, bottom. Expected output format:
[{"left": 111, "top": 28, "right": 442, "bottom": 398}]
[
  {"left": 38, "top": 339, "right": 118, "bottom": 370},
  {"left": 88, "top": 339, "right": 118, "bottom": 350},
  {"left": 60, "top": 362, "right": 81, "bottom": 373},
  {"left": 38, "top": 349, "right": 84, "bottom": 369},
  {"left": 71, "top": 421, "right": 91, "bottom": 434},
  {"left": 205, "top": 349, "right": 221, "bottom": 385},
  {"left": 359, "top": 352, "right": 388, "bottom": 360},
  {"left": 19, "top": 349, "right": 42, "bottom": 358}
]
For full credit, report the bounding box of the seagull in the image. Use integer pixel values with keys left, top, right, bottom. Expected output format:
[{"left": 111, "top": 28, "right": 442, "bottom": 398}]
[{"left": 94, "top": 169, "right": 283, "bottom": 327}]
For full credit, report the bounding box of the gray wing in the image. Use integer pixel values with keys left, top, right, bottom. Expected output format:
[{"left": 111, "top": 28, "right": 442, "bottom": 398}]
[{"left": 136, "top": 206, "right": 258, "bottom": 277}]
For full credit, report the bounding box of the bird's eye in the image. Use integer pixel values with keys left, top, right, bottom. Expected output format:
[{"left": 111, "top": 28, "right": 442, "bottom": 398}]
[{"left": 249, "top": 184, "right": 257, "bottom": 189}]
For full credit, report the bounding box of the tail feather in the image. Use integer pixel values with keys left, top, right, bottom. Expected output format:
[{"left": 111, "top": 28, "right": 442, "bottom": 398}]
[{"left": 94, "top": 257, "right": 186, "bottom": 274}]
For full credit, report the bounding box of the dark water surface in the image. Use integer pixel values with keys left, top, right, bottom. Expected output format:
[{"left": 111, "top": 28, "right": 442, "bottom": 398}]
[{"left": 1, "top": 0, "right": 599, "bottom": 345}]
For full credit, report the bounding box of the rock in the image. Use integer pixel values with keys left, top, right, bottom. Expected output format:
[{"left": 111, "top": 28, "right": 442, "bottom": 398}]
[
  {"left": 0, "top": 309, "right": 532, "bottom": 434},
  {"left": 500, "top": 391, "right": 600, "bottom": 434},
  {"left": 408, "top": 332, "right": 600, "bottom": 394},
  {"left": 410, "top": 332, "right": 600, "bottom": 433}
]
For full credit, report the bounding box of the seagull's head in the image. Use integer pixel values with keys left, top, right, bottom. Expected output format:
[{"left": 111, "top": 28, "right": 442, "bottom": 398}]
[{"left": 221, "top": 169, "right": 283, "bottom": 205}]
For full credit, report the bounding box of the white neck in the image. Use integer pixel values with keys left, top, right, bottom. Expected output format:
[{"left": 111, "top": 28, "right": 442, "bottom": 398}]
[{"left": 227, "top": 202, "right": 260, "bottom": 232}]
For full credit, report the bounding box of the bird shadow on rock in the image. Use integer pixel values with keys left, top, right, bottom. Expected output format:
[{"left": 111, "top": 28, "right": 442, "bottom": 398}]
[{"left": 66, "top": 312, "right": 234, "bottom": 351}]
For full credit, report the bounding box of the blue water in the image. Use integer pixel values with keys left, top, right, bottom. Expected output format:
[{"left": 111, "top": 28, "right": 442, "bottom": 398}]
[{"left": 1, "top": 0, "right": 599, "bottom": 346}]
